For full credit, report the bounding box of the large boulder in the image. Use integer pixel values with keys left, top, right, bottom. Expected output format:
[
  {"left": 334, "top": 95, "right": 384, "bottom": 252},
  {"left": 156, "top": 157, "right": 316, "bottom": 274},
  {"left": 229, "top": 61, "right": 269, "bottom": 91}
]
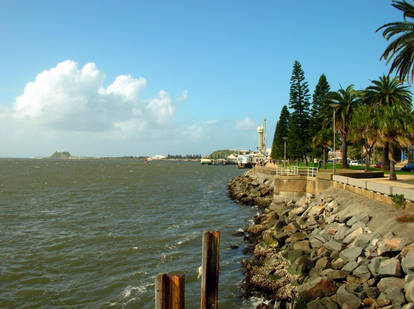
[
  {"left": 339, "top": 246, "right": 363, "bottom": 262},
  {"left": 405, "top": 279, "right": 414, "bottom": 302},
  {"left": 402, "top": 249, "right": 414, "bottom": 275},
  {"left": 298, "top": 277, "right": 337, "bottom": 302},
  {"left": 324, "top": 240, "right": 343, "bottom": 252},
  {"left": 377, "top": 277, "right": 406, "bottom": 292},
  {"left": 378, "top": 258, "right": 402, "bottom": 277},
  {"left": 336, "top": 285, "right": 361, "bottom": 309}
]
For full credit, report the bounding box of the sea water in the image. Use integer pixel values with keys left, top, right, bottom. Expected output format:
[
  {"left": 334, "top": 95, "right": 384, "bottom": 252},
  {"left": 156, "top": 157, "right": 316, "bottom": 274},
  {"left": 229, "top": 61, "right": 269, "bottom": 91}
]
[{"left": 0, "top": 159, "right": 260, "bottom": 308}]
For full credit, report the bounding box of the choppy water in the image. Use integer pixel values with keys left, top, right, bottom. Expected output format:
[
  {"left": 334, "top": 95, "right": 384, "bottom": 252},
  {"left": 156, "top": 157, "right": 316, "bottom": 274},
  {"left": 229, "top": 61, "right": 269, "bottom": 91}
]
[{"left": 0, "top": 159, "right": 260, "bottom": 308}]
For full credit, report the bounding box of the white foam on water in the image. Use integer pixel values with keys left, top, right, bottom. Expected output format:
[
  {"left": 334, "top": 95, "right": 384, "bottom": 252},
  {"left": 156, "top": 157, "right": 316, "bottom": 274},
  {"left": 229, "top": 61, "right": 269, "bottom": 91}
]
[
  {"left": 167, "top": 224, "right": 180, "bottom": 230},
  {"left": 120, "top": 284, "right": 149, "bottom": 300},
  {"left": 166, "top": 233, "right": 198, "bottom": 249},
  {"left": 245, "top": 296, "right": 270, "bottom": 308},
  {"left": 158, "top": 250, "right": 181, "bottom": 265}
]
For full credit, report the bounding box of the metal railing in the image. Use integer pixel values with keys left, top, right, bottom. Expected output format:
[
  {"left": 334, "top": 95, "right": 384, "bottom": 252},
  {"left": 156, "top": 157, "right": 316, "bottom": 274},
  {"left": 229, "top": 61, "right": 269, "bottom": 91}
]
[{"left": 275, "top": 166, "right": 318, "bottom": 177}]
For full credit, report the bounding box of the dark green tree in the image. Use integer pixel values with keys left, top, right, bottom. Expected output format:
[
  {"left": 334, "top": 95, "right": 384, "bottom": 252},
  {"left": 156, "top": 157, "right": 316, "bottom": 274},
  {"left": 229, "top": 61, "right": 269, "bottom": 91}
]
[
  {"left": 309, "top": 74, "right": 331, "bottom": 158},
  {"left": 327, "top": 85, "right": 360, "bottom": 168},
  {"left": 271, "top": 105, "right": 290, "bottom": 160},
  {"left": 377, "top": 0, "right": 414, "bottom": 83},
  {"left": 377, "top": 105, "right": 413, "bottom": 180},
  {"left": 363, "top": 75, "right": 412, "bottom": 170},
  {"left": 287, "top": 60, "right": 311, "bottom": 162}
]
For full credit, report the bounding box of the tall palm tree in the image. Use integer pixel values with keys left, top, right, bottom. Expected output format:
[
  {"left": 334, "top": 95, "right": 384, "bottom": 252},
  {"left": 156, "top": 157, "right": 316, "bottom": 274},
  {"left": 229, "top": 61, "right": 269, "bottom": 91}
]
[
  {"left": 350, "top": 104, "right": 378, "bottom": 172},
  {"left": 327, "top": 85, "right": 360, "bottom": 168},
  {"left": 363, "top": 75, "right": 412, "bottom": 170},
  {"left": 377, "top": 0, "right": 414, "bottom": 82},
  {"left": 377, "top": 105, "right": 413, "bottom": 180}
]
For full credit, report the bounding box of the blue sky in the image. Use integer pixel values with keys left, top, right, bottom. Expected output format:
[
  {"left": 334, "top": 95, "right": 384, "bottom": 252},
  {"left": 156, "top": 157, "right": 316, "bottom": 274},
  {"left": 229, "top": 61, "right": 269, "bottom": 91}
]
[{"left": 0, "top": 1, "right": 404, "bottom": 157}]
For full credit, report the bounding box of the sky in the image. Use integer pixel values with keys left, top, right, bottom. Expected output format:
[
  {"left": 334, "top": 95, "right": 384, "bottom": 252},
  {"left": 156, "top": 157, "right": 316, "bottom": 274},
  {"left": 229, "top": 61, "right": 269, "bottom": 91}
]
[{"left": 0, "top": 1, "right": 405, "bottom": 157}]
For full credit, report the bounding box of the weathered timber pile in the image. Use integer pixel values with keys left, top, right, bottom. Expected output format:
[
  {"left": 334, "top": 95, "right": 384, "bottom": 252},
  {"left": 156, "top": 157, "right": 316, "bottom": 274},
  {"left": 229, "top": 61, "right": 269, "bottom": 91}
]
[
  {"left": 242, "top": 193, "right": 414, "bottom": 309},
  {"left": 227, "top": 170, "right": 274, "bottom": 209}
]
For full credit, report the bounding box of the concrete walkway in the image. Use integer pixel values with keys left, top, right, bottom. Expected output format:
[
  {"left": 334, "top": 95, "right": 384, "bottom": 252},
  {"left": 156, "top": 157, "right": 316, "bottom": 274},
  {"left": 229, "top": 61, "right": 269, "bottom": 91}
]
[{"left": 366, "top": 174, "right": 414, "bottom": 190}]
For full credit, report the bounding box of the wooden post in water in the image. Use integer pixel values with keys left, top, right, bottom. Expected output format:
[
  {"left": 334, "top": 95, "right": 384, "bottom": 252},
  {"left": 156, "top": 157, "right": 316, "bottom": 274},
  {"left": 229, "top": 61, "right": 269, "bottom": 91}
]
[
  {"left": 200, "top": 231, "right": 220, "bottom": 309},
  {"left": 155, "top": 273, "right": 185, "bottom": 309}
]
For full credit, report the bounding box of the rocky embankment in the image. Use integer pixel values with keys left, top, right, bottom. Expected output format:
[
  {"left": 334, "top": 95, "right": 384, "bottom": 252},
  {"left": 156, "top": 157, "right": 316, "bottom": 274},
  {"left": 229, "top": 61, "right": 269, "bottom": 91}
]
[
  {"left": 227, "top": 170, "right": 274, "bottom": 209},
  {"left": 228, "top": 170, "right": 414, "bottom": 309}
]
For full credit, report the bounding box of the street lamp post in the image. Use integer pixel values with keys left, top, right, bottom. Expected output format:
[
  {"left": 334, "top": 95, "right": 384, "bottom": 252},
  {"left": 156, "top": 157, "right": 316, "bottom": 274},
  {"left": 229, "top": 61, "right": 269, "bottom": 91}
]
[
  {"left": 282, "top": 136, "right": 288, "bottom": 168},
  {"left": 330, "top": 103, "right": 340, "bottom": 175}
]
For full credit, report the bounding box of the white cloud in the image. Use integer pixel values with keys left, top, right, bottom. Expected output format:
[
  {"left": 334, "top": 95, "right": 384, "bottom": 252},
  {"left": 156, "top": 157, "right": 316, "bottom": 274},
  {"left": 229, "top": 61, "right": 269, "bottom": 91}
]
[
  {"left": 6, "top": 60, "right": 184, "bottom": 134},
  {"left": 0, "top": 60, "right": 258, "bottom": 157},
  {"left": 146, "top": 90, "right": 174, "bottom": 125},
  {"left": 235, "top": 116, "right": 256, "bottom": 130},
  {"left": 104, "top": 75, "right": 146, "bottom": 101}
]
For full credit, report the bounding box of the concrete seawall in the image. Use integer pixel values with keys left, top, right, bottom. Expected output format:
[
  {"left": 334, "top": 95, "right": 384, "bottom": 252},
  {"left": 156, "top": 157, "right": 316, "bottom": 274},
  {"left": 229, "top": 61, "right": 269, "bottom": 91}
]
[
  {"left": 266, "top": 166, "right": 414, "bottom": 212},
  {"left": 273, "top": 172, "right": 333, "bottom": 202}
]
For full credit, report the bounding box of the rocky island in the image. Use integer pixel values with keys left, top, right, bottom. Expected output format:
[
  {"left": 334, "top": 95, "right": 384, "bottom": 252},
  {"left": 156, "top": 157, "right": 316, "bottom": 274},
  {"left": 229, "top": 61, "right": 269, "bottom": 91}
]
[
  {"left": 49, "top": 151, "right": 72, "bottom": 159},
  {"left": 228, "top": 169, "right": 414, "bottom": 309}
]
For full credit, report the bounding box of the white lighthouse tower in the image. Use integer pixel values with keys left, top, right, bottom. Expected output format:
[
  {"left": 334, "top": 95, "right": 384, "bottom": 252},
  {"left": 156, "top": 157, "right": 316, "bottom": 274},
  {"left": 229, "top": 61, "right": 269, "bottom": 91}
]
[{"left": 257, "top": 118, "right": 267, "bottom": 155}]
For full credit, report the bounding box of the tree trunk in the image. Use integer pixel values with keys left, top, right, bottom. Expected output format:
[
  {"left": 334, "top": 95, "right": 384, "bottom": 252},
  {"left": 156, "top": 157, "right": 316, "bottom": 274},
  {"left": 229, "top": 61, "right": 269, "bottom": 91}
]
[
  {"left": 389, "top": 142, "right": 397, "bottom": 180},
  {"left": 323, "top": 147, "right": 327, "bottom": 169},
  {"left": 365, "top": 154, "right": 369, "bottom": 172},
  {"left": 341, "top": 136, "right": 348, "bottom": 168},
  {"left": 382, "top": 142, "right": 390, "bottom": 171}
]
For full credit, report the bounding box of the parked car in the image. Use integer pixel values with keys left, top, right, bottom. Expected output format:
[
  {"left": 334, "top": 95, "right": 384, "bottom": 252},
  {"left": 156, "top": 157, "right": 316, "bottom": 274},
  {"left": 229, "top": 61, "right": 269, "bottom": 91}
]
[
  {"left": 349, "top": 160, "right": 359, "bottom": 166},
  {"left": 357, "top": 159, "right": 365, "bottom": 164},
  {"left": 375, "top": 162, "right": 383, "bottom": 168},
  {"left": 401, "top": 162, "right": 414, "bottom": 172}
]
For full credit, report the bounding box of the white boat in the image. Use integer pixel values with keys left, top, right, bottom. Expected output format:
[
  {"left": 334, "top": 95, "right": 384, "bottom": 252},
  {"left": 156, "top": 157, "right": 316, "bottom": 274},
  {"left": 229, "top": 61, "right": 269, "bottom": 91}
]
[
  {"left": 237, "top": 155, "right": 253, "bottom": 169},
  {"left": 200, "top": 158, "right": 212, "bottom": 165}
]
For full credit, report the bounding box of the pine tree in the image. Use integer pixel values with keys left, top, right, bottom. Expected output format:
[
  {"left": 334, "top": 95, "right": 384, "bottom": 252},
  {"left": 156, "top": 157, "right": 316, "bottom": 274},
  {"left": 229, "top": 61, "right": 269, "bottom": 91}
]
[
  {"left": 287, "top": 60, "right": 311, "bottom": 161},
  {"left": 271, "top": 106, "right": 289, "bottom": 160},
  {"left": 309, "top": 74, "right": 331, "bottom": 158}
]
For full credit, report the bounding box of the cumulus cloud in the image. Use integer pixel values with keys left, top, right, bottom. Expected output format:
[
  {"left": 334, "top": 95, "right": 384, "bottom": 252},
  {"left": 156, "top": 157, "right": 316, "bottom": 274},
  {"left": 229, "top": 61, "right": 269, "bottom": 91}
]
[
  {"left": 6, "top": 60, "right": 183, "bottom": 134},
  {"left": 146, "top": 90, "right": 174, "bottom": 125},
  {"left": 235, "top": 116, "right": 256, "bottom": 130},
  {"left": 0, "top": 60, "right": 259, "bottom": 157}
]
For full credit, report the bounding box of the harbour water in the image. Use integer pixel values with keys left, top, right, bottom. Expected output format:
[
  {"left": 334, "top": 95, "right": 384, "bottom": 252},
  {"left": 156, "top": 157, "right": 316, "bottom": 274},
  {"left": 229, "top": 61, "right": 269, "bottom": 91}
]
[{"left": 0, "top": 159, "right": 260, "bottom": 308}]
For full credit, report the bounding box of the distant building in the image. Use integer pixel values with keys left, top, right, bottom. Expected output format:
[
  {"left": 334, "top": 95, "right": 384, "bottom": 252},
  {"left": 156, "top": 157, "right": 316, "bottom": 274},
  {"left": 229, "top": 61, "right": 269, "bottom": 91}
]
[
  {"left": 152, "top": 155, "right": 166, "bottom": 160},
  {"left": 226, "top": 154, "right": 238, "bottom": 164},
  {"left": 328, "top": 150, "right": 342, "bottom": 160}
]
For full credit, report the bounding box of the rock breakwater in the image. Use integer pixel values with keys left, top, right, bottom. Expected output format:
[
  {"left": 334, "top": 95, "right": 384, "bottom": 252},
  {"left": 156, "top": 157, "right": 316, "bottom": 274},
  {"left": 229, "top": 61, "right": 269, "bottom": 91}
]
[
  {"left": 228, "top": 170, "right": 414, "bottom": 309},
  {"left": 227, "top": 169, "right": 274, "bottom": 209}
]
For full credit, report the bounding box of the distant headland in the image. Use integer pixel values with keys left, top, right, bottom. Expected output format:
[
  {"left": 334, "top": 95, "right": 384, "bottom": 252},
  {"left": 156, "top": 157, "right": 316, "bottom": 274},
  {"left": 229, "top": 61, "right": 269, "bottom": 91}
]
[{"left": 49, "top": 151, "right": 72, "bottom": 159}]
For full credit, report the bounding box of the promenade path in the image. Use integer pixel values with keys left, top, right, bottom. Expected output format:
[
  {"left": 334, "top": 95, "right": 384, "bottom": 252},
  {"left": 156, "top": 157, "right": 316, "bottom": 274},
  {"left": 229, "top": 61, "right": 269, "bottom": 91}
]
[{"left": 367, "top": 174, "right": 414, "bottom": 189}]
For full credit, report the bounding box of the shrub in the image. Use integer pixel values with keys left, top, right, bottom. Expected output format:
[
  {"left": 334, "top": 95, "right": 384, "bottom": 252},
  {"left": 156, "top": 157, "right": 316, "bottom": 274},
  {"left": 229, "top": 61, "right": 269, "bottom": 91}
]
[{"left": 391, "top": 194, "right": 406, "bottom": 208}]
